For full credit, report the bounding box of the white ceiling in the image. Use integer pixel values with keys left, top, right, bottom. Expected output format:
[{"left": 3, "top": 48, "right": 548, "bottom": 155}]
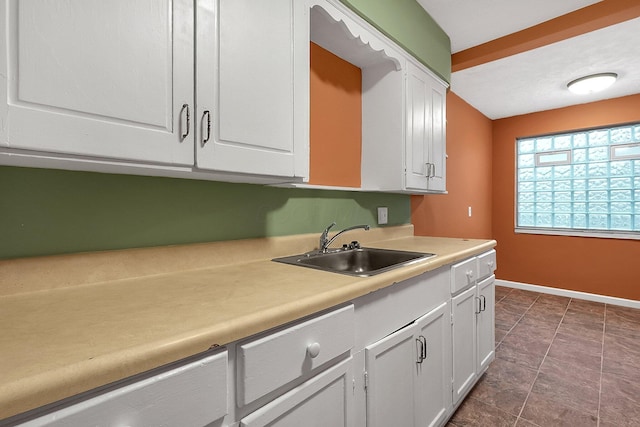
[
  {"left": 417, "top": 0, "right": 603, "bottom": 53},
  {"left": 417, "top": 0, "right": 640, "bottom": 119}
]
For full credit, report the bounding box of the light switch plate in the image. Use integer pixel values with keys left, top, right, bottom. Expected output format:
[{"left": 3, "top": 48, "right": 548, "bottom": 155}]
[{"left": 377, "top": 207, "right": 388, "bottom": 225}]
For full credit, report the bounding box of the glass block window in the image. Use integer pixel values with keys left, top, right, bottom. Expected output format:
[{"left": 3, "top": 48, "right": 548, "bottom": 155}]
[{"left": 516, "top": 123, "right": 640, "bottom": 235}]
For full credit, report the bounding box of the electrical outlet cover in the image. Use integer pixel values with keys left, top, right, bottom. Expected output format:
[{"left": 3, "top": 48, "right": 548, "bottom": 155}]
[{"left": 377, "top": 207, "right": 388, "bottom": 225}]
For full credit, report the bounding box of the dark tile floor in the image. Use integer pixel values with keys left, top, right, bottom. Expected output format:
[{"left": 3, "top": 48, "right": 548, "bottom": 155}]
[{"left": 447, "top": 286, "right": 640, "bottom": 427}]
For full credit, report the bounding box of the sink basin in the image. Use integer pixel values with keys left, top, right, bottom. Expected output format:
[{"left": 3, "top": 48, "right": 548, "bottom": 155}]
[{"left": 272, "top": 247, "right": 435, "bottom": 277}]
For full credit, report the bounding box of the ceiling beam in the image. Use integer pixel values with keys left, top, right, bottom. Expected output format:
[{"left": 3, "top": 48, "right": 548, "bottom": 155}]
[{"left": 452, "top": 0, "right": 640, "bottom": 72}]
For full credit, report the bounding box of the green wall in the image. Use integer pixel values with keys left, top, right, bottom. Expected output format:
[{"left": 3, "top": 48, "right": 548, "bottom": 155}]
[
  {"left": 0, "top": 166, "right": 410, "bottom": 260},
  {"left": 340, "top": 0, "right": 451, "bottom": 82},
  {"left": 0, "top": 3, "right": 442, "bottom": 260}
]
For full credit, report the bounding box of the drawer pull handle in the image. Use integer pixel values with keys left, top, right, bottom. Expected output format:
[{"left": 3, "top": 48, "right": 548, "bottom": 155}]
[
  {"left": 307, "top": 342, "right": 321, "bottom": 358},
  {"left": 466, "top": 270, "right": 474, "bottom": 279}
]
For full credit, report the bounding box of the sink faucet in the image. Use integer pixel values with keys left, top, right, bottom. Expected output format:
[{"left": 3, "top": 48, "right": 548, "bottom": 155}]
[{"left": 319, "top": 222, "right": 370, "bottom": 253}]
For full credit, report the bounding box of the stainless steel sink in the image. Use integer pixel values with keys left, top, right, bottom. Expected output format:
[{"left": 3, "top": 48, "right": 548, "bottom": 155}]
[{"left": 272, "top": 247, "right": 435, "bottom": 277}]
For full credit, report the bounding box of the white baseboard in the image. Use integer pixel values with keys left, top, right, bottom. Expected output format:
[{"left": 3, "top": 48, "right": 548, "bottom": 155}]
[{"left": 496, "top": 279, "right": 640, "bottom": 309}]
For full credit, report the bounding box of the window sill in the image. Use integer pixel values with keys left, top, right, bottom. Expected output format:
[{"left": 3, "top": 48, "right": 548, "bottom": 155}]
[{"left": 515, "top": 227, "right": 640, "bottom": 241}]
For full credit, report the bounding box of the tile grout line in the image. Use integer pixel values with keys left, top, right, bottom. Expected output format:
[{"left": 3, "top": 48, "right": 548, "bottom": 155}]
[
  {"left": 495, "top": 290, "right": 533, "bottom": 348},
  {"left": 596, "top": 304, "right": 607, "bottom": 427},
  {"left": 494, "top": 288, "right": 522, "bottom": 348},
  {"left": 515, "top": 296, "right": 572, "bottom": 425},
  {"left": 499, "top": 292, "right": 543, "bottom": 426},
  {"left": 488, "top": 288, "right": 539, "bottom": 426}
]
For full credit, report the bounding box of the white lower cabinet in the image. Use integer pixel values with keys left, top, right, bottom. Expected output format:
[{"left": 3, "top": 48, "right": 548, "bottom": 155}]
[
  {"left": 365, "top": 301, "right": 451, "bottom": 427},
  {"left": 235, "top": 305, "right": 355, "bottom": 426},
  {"left": 451, "top": 285, "right": 478, "bottom": 404},
  {"left": 477, "top": 275, "right": 496, "bottom": 374},
  {"left": 415, "top": 303, "right": 452, "bottom": 427},
  {"left": 17, "top": 350, "right": 229, "bottom": 427},
  {"left": 476, "top": 251, "right": 497, "bottom": 374},
  {"left": 240, "top": 358, "right": 354, "bottom": 427},
  {"left": 450, "top": 251, "right": 497, "bottom": 406},
  {"left": 236, "top": 305, "right": 354, "bottom": 407}
]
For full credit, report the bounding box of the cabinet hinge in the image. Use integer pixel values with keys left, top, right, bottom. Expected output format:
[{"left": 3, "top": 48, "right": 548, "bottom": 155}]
[{"left": 364, "top": 371, "right": 369, "bottom": 389}]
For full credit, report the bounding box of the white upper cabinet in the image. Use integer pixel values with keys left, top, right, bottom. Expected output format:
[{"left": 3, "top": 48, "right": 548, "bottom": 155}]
[
  {"left": 309, "top": 0, "right": 448, "bottom": 194},
  {"left": 1, "top": 0, "right": 195, "bottom": 166},
  {"left": 0, "top": 0, "right": 309, "bottom": 182},
  {"left": 405, "top": 61, "right": 447, "bottom": 193},
  {"left": 195, "top": 0, "right": 308, "bottom": 179},
  {"left": 0, "top": 0, "right": 445, "bottom": 188}
]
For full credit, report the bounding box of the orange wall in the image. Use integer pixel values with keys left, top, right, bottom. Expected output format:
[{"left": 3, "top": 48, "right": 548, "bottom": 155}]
[
  {"left": 309, "top": 42, "right": 362, "bottom": 187},
  {"left": 493, "top": 93, "right": 640, "bottom": 300},
  {"left": 412, "top": 92, "right": 493, "bottom": 239}
]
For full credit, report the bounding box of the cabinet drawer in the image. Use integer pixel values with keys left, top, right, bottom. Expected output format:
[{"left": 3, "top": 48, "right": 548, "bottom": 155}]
[
  {"left": 237, "top": 305, "right": 354, "bottom": 407},
  {"left": 240, "top": 357, "right": 353, "bottom": 427},
  {"left": 477, "top": 250, "right": 497, "bottom": 280},
  {"left": 450, "top": 257, "right": 478, "bottom": 294},
  {"left": 21, "top": 350, "right": 228, "bottom": 427}
]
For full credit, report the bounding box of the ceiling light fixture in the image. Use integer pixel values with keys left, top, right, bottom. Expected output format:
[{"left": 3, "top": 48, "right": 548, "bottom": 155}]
[{"left": 567, "top": 72, "right": 618, "bottom": 95}]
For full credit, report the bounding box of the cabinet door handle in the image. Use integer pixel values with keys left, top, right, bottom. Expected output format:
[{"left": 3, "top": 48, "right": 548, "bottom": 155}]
[
  {"left": 424, "top": 163, "right": 435, "bottom": 178},
  {"left": 202, "top": 110, "right": 211, "bottom": 145},
  {"left": 480, "top": 294, "right": 486, "bottom": 312},
  {"left": 475, "top": 296, "right": 482, "bottom": 314},
  {"left": 181, "top": 103, "right": 191, "bottom": 140},
  {"left": 416, "top": 335, "right": 427, "bottom": 364}
]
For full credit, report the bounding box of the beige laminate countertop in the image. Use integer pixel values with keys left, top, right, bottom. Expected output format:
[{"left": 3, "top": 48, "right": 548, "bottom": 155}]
[{"left": 0, "top": 225, "right": 496, "bottom": 421}]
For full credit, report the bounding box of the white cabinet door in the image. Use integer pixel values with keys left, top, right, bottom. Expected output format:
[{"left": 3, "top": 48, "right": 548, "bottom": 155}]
[
  {"left": 365, "top": 302, "right": 452, "bottom": 427},
  {"left": 428, "top": 79, "right": 446, "bottom": 192},
  {"left": 404, "top": 61, "right": 447, "bottom": 193},
  {"left": 405, "top": 62, "right": 430, "bottom": 191},
  {"left": 2, "top": 0, "right": 194, "bottom": 165},
  {"left": 451, "top": 285, "right": 478, "bottom": 405},
  {"left": 415, "top": 302, "right": 451, "bottom": 427},
  {"left": 240, "top": 358, "right": 353, "bottom": 427},
  {"left": 364, "top": 324, "right": 416, "bottom": 427},
  {"left": 196, "top": 0, "right": 308, "bottom": 179},
  {"left": 476, "top": 275, "right": 496, "bottom": 373}
]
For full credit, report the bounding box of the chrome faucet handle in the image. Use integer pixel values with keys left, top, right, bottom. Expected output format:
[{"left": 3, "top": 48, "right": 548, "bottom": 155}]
[{"left": 319, "top": 222, "right": 336, "bottom": 251}]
